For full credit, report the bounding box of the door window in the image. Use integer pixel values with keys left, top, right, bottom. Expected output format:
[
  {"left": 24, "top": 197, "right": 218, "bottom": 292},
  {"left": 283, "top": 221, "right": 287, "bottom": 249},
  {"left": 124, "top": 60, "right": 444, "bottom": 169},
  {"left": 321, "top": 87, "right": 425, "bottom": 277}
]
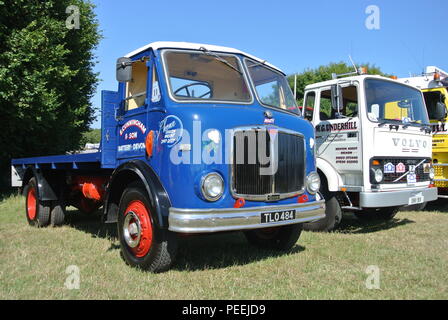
[
  {"left": 319, "top": 85, "right": 358, "bottom": 120},
  {"left": 303, "top": 91, "right": 315, "bottom": 121},
  {"left": 125, "top": 59, "right": 148, "bottom": 111}
]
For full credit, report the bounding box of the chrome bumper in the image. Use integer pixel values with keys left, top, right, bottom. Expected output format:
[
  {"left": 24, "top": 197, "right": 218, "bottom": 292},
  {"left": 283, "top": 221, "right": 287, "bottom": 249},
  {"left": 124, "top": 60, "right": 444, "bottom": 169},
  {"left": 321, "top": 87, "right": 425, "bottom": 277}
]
[
  {"left": 360, "top": 187, "right": 438, "bottom": 208},
  {"left": 168, "top": 200, "right": 325, "bottom": 233}
]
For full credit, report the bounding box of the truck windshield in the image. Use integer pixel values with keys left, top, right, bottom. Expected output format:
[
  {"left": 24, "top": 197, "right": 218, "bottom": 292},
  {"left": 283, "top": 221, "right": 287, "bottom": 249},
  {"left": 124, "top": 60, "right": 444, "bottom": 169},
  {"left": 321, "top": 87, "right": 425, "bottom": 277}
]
[
  {"left": 163, "top": 50, "right": 251, "bottom": 103},
  {"left": 365, "top": 79, "right": 429, "bottom": 125},
  {"left": 245, "top": 59, "right": 299, "bottom": 114}
]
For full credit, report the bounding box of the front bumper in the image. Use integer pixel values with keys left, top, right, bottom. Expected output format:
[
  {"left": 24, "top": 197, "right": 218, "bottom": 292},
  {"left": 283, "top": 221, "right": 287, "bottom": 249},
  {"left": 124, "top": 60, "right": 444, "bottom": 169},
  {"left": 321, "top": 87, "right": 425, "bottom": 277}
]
[
  {"left": 168, "top": 200, "right": 325, "bottom": 233},
  {"left": 360, "top": 187, "right": 438, "bottom": 208}
]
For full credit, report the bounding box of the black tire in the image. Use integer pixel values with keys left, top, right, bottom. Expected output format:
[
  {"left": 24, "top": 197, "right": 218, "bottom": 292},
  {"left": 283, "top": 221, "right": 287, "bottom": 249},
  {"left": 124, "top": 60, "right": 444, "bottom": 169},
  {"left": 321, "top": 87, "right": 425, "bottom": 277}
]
[
  {"left": 117, "top": 182, "right": 177, "bottom": 272},
  {"left": 244, "top": 223, "right": 302, "bottom": 251},
  {"left": 24, "top": 177, "right": 50, "bottom": 227},
  {"left": 50, "top": 201, "right": 66, "bottom": 226},
  {"left": 303, "top": 190, "right": 342, "bottom": 232}
]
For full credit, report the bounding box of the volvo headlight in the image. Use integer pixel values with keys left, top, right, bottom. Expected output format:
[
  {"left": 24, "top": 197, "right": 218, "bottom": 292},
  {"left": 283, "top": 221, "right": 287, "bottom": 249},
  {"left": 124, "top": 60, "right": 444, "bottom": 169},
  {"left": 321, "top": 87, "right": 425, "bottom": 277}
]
[
  {"left": 306, "top": 171, "right": 321, "bottom": 194},
  {"left": 201, "top": 173, "right": 224, "bottom": 201},
  {"left": 373, "top": 168, "right": 383, "bottom": 183},
  {"left": 429, "top": 167, "right": 435, "bottom": 180}
]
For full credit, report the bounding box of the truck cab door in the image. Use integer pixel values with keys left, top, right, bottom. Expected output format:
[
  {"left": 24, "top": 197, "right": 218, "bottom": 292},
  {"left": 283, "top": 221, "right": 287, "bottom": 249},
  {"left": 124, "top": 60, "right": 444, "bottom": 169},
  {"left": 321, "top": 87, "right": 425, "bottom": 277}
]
[
  {"left": 116, "top": 58, "right": 150, "bottom": 160},
  {"left": 313, "top": 84, "right": 362, "bottom": 185}
]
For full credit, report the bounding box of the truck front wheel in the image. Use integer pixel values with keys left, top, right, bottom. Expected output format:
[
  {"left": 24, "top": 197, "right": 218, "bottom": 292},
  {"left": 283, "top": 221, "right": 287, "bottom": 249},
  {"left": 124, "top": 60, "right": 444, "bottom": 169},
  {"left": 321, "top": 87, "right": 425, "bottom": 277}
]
[
  {"left": 117, "top": 183, "right": 177, "bottom": 272},
  {"left": 244, "top": 223, "right": 302, "bottom": 251},
  {"left": 303, "top": 191, "right": 342, "bottom": 232},
  {"left": 24, "top": 177, "right": 50, "bottom": 227}
]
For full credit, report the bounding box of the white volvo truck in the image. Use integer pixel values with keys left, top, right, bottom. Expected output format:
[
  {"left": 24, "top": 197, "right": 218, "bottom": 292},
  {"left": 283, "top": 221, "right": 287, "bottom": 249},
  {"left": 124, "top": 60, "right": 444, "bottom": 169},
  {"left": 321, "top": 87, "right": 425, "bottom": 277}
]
[{"left": 300, "top": 72, "right": 438, "bottom": 231}]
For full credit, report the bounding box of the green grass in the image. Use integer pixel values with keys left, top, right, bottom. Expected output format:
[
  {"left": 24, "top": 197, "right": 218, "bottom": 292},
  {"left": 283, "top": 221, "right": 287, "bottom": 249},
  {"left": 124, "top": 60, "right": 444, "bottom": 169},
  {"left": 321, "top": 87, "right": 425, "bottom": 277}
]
[{"left": 0, "top": 194, "right": 447, "bottom": 300}]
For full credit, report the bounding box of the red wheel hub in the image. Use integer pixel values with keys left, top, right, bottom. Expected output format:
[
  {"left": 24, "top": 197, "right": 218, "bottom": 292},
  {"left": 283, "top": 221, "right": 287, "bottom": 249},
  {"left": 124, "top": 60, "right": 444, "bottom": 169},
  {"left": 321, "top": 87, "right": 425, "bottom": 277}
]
[
  {"left": 123, "top": 200, "right": 153, "bottom": 258},
  {"left": 27, "top": 187, "right": 37, "bottom": 220}
]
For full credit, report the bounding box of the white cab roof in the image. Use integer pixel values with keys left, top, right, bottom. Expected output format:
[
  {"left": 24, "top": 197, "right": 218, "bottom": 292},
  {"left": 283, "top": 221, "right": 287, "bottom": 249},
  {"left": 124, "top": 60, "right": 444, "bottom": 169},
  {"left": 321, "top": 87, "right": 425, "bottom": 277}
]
[
  {"left": 304, "top": 74, "right": 388, "bottom": 90},
  {"left": 124, "top": 41, "right": 284, "bottom": 74},
  {"left": 398, "top": 66, "right": 448, "bottom": 90}
]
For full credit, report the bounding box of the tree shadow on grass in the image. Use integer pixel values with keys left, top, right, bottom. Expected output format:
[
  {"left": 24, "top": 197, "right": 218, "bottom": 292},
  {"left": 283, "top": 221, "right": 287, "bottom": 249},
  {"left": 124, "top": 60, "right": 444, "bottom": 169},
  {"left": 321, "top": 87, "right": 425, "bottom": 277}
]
[
  {"left": 336, "top": 212, "right": 415, "bottom": 234},
  {"left": 63, "top": 209, "right": 306, "bottom": 271}
]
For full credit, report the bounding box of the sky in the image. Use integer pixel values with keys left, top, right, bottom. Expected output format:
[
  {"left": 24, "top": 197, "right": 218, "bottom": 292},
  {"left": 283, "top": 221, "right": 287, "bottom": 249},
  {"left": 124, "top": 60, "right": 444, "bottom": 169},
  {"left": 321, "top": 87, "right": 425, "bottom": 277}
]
[{"left": 89, "top": 0, "right": 448, "bottom": 128}]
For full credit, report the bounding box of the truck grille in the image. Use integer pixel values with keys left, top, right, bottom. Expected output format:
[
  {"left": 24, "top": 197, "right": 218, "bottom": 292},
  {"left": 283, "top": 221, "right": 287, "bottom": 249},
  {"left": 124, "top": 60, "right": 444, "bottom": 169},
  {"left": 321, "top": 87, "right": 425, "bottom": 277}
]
[
  {"left": 232, "top": 128, "right": 305, "bottom": 200},
  {"left": 373, "top": 158, "right": 431, "bottom": 184}
]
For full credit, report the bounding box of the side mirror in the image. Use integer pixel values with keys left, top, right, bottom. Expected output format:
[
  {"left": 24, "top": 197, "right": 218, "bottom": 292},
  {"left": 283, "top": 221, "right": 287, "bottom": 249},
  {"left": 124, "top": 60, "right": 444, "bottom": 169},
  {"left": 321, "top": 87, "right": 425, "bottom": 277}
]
[
  {"left": 331, "top": 84, "right": 343, "bottom": 112},
  {"left": 434, "top": 101, "right": 448, "bottom": 120},
  {"left": 116, "top": 57, "right": 132, "bottom": 82}
]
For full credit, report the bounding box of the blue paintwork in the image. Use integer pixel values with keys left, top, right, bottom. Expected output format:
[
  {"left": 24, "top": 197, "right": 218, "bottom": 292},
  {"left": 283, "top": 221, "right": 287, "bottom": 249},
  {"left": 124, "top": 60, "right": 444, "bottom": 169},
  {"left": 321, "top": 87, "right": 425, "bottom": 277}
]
[
  {"left": 101, "top": 90, "right": 119, "bottom": 168},
  {"left": 12, "top": 46, "right": 317, "bottom": 210}
]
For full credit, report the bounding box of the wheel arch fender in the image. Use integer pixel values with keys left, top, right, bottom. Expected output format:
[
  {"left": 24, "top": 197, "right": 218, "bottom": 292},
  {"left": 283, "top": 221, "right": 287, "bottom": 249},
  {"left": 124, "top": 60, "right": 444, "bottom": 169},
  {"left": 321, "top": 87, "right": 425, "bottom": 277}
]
[
  {"left": 316, "top": 158, "right": 343, "bottom": 192},
  {"left": 22, "top": 166, "right": 58, "bottom": 201},
  {"left": 104, "top": 160, "right": 170, "bottom": 229}
]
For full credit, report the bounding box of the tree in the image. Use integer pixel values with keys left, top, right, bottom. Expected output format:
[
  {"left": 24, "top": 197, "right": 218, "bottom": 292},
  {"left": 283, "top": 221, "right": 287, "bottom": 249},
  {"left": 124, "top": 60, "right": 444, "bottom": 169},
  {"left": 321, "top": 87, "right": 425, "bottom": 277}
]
[
  {"left": 288, "top": 62, "right": 389, "bottom": 105},
  {"left": 81, "top": 128, "right": 101, "bottom": 145},
  {"left": 0, "top": 0, "right": 101, "bottom": 191}
]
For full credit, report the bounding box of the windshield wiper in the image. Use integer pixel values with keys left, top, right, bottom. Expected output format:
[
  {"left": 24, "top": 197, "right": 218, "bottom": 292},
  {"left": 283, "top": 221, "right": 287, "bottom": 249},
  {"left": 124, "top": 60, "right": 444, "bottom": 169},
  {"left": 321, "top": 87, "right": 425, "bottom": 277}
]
[
  {"left": 402, "top": 120, "right": 425, "bottom": 129},
  {"left": 420, "top": 124, "right": 432, "bottom": 134},
  {"left": 199, "top": 47, "right": 242, "bottom": 75}
]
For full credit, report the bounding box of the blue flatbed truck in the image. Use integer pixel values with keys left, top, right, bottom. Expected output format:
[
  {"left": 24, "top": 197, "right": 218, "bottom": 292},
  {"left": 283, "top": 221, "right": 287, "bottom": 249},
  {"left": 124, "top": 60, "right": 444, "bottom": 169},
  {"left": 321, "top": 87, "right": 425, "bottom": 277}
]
[{"left": 11, "top": 42, "right": 325, "bottom": 272}]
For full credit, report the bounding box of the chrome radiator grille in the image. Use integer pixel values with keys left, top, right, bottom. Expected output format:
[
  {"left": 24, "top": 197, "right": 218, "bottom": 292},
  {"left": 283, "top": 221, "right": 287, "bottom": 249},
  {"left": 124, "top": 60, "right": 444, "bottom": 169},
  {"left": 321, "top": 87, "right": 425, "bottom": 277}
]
[{"left": 232, "top": 128, "right": 305, "bottom": 201}]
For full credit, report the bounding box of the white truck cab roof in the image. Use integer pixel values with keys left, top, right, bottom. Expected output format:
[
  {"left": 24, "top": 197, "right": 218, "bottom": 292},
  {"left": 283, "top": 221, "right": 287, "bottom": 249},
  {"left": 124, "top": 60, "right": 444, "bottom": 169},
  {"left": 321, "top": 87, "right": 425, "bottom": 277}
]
[
  {"left": 124, "top": 41, "right": 284, "bottom": 75},
  {"left": 399, "top": 66, "right": 448, "bottom": 90},
  {"left": 304, "top": 74, "right": 399, "bottom": 90}
]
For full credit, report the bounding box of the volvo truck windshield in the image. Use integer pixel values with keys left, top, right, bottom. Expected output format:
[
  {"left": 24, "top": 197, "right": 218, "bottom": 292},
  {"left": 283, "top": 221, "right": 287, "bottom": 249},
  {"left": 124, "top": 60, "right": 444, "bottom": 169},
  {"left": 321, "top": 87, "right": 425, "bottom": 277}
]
[{"left": 365, "top": 79, "right": 429, "bottom": 125}]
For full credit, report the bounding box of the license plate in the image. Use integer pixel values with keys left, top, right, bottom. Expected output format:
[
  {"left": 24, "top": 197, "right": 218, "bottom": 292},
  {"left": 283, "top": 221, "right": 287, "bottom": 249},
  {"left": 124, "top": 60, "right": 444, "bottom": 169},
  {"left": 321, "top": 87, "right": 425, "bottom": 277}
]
[
  {"left": 261, "top": 210, "right": 296, "bottom": 224},
  {"left": 408, "top": 195, "right": 424, "bottom": 205}
]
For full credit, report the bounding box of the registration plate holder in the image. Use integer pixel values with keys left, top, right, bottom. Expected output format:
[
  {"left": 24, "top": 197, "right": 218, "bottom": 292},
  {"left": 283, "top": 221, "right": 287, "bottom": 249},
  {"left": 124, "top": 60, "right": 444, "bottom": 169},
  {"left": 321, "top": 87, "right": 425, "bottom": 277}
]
[
  {"left": 261, "top": 210, "right": 296, "bottom": 224},
  {"left": 408, "top": 193, "right": 424, "bottom": 205}
]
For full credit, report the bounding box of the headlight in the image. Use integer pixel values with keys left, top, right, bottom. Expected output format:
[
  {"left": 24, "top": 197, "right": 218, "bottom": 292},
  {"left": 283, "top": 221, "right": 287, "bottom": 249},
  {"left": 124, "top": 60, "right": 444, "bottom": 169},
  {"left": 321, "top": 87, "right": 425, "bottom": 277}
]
[
  {"left": 373, "top": 168, "right": 383, "bottom": 183},
  {"left": 306, "top": 171, "right": 320, "bottom": 194},
  {"left": 201, "top": 173, "right": 224, "bottom": 201},
  {"left": 429, "top": 167, "right": 435, "bottom": 180}
]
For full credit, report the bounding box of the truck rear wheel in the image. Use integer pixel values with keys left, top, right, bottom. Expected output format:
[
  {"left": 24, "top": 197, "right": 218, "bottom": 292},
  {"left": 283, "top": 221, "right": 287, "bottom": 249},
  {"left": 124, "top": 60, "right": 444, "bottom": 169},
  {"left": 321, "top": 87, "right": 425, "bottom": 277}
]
[
  {"left": 50, "top": 201, "right": 66, "bottom": 226},
  {"left": 117, "top": 183, "right": 177, "bottom": 272},
  {"left": 244, "top": 223, "right": 302, "bottom": 251},
  {"left": 24, "top": 177, "right": 50, "bottom": 227},
  {"left": 303, "top": 191, "right": 342, "bottom": 232}
]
